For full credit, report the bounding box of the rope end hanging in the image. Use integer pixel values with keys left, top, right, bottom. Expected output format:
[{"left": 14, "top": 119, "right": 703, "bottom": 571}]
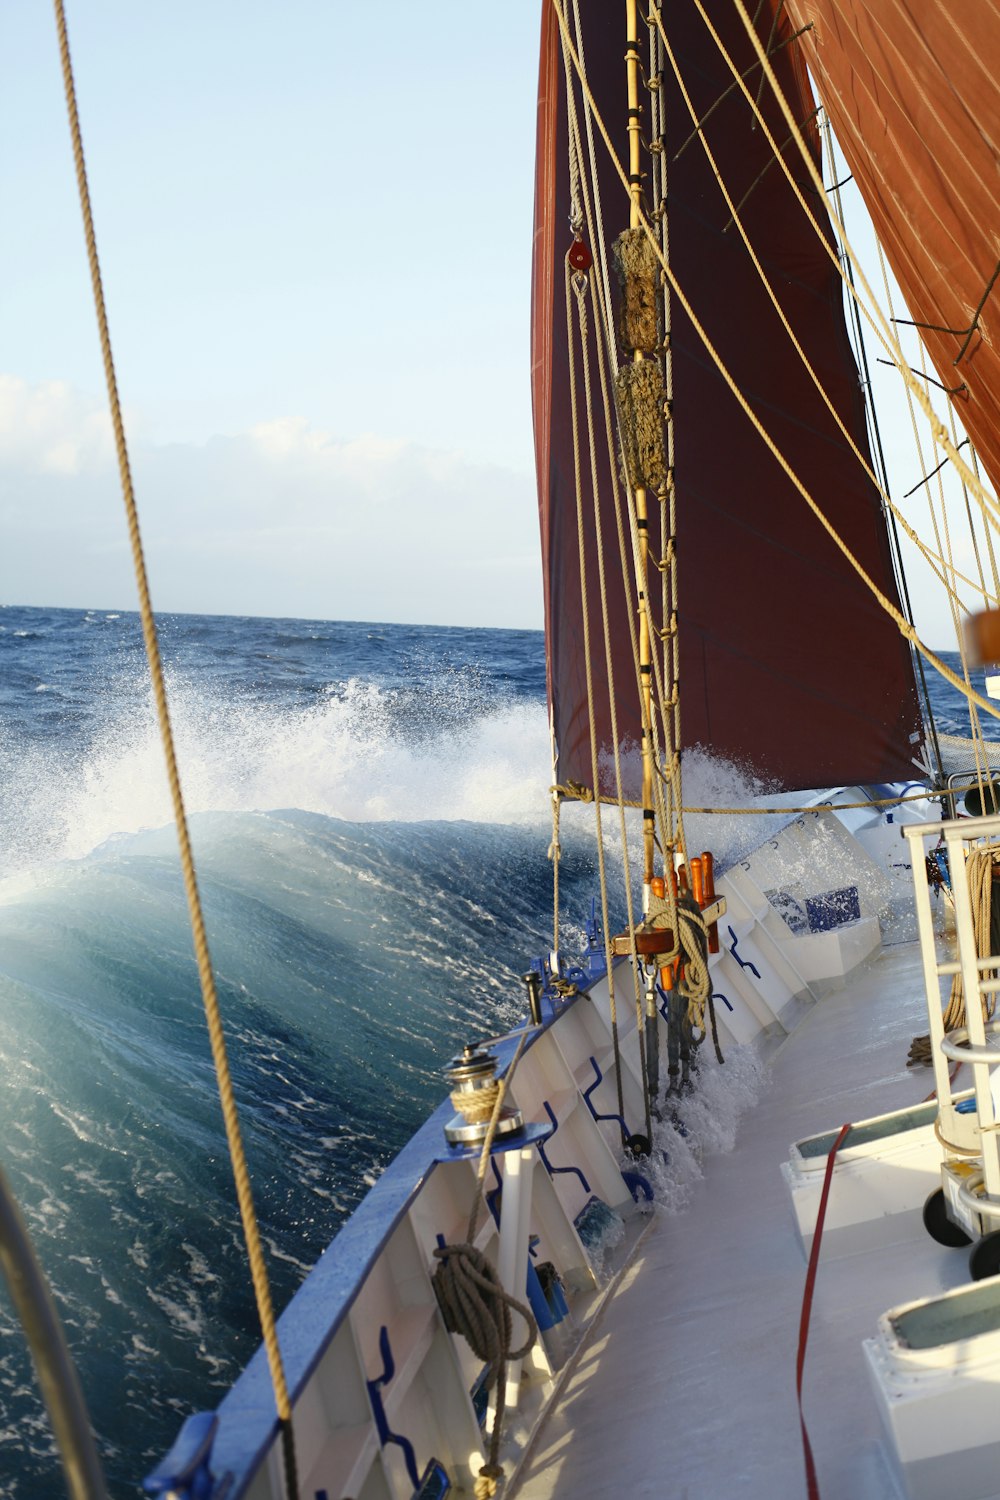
[{"left": 474, "top": 1461, "right": 504, "bottom": 1499}]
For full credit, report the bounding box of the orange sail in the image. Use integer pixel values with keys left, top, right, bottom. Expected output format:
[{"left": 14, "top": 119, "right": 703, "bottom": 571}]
[{"left": 787, "top": 0, "right": 1000, "bottom": 497}]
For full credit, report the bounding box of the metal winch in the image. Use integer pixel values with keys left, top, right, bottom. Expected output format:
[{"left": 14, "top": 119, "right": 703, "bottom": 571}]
[{"left": 443, "top": 1040, "right": 524, "bottom": 1146}]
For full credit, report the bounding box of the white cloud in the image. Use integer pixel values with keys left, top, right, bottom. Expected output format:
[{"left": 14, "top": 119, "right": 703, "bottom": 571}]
[
  {"left": 0, "top": 375, "right": 115, "bottom": 477},
  {"left": 0, "top": 377, "right": 542, "bottom": 629}
]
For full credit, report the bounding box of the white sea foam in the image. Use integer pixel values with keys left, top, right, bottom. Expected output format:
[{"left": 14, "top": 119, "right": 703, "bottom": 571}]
[
  {"left": 0, "top": 675, "right": 554, "bottom": 870},
  {"left": 1, "top": 655, "right": 877, "bottom": 914},
  {"left": 645, "top": 1044, "right": 768, "bottom": 1216}
]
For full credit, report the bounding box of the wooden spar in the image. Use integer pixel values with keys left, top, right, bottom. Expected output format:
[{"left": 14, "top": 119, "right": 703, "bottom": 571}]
[{"left": 625, "top": 0, "right": 656, "bottom": 893}]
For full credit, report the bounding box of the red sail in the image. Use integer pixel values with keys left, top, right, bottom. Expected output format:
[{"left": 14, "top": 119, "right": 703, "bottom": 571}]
[
  {"left": 531, "top": 1, "right": 923, "bottom": 795},
  {"left": 786, "top": 0, "right": 1000, "bottom": 502}
]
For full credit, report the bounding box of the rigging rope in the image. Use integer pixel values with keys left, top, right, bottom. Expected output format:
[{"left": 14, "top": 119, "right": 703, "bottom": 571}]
[
  {"left": 558, "top": 12, "right": 662, "bottom": 1128},
  {"left": 549, "top": 789, "right": 562, "bottom": 954},
  {"left": 554, "top": 788, "right": 937, "bottom": 814},
  {"left": 561, "top": 0, "right": 684, "bottom": 878},
  {"left": 565, "top": 248, "right": 649, "bottom": 1136},
  {"left": 549, "top": 0, "right": 1000, "bottom": 733},
  {"left": 52, "top": 7, "right": 299, "bottom": 1494},
  {"left": 821, "top": 116, "right": 947, "bottom": 791},
  {"left": 676, "top": 899, "right": 711, "bottom": 1037},
  {"left": 651, "top": 2, "right": 995, "bottom": 623},
  {"left": 722, "top": 0, "right": 1000, "bottom": 530},
  {"left": 876, "top": 215, "right": 998, "bottom": 802}
]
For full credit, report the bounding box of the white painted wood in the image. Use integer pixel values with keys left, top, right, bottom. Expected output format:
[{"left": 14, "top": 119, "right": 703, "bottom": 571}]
[
  {"left": 495, "top": 1147, "right": 537, "bottom": 1411},
  {"left": 783, "top": 1105, "right": 943, "bottom": 1257},
  {"left": 510, "top": 942, "right": 970, "bottom": 1500},
  {"left": 866, "top": 1278, "right": 1000, "bottom": 1500}
]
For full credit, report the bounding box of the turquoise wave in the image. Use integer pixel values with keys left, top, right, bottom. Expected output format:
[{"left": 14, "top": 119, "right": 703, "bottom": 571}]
[{"left": 0, "top": 809, "right": 588, "bottom": 1497}]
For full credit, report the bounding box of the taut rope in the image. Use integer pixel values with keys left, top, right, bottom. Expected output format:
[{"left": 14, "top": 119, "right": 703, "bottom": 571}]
[{"left": 52, "top": 6, "right": 298, "bottom": 1494}]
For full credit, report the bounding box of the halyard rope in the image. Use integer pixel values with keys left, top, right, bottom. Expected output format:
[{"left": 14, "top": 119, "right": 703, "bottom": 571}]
[
  {"left": 560, "top": 4, "right": 687, "bottom": 879},
  {"left": 566, "top": 251, "right": 649, "bottom": 1135},
  {"left": 797, "top": 1122, "right": 852, "bottom": 1500},
  {"left": 52, "top": 7, "right": 299, "bottom": 1495},
  {"left": 558, "top": 11, "right": 655, "bottom": 1125}
]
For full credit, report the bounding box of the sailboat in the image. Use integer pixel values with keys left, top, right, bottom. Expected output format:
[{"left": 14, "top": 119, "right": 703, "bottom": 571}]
[{"left": 8, "top": 1, "right": 1000, "bottom": 1498}]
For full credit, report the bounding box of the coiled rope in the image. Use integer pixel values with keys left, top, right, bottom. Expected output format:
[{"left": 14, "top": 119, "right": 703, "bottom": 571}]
[
  {"left": 432, "top": 1029, "right": 538, "bottom": 1499},
  {"left": 676, "top": 897, "right": 711, "bottom": 1037},
  {"left": 52, "top": 6, "right": 299, "bottom": 1494},
  {"left": 432, "top": 1247, "right": 536, "bottom": 1499}
]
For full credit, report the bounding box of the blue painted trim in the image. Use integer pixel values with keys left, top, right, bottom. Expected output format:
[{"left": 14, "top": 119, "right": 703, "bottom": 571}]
[
  {"left": 143, "top": 1411, "right": 217, "bottom": 1497},
  {"left": 199, "top": 984, "right": 599, "bottom": 1498},
  {"left": 727, "top": 926, "right": 761, "bottom": 980},
  {"left": 525, "top": 1258, "right": 557, "bottom": 1332},
  {"left": 486, "top": 1161, "right": 503, "bottom": 1225},
  {"left": 583, "top": 897, "right": 608, "bottom": 979},
  {"left": 620, "top": 1170, "right": 653, "bottom": 1203},
  {"left": 581, "top": 1054, "right": 630, "bottom": 1140},
  {"left": 537, "top": 1101, "right": 591, "bottom": 1194},
  {"left": 413, "top": 1458, "right": 451, "bottom": 1499},
  {"left": 366, "top": 1326, "right": 420, "bottom": 1490},
  {"left": 432, "top": 1120, "right": 553, "bottom": 1166}
]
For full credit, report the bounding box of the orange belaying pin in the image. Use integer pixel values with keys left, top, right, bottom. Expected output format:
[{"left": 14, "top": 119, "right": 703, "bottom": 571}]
[
  {"left": 651, "top": 875, "right": 678, "bottom": 990},
  {"left": 702, "top": 850, "right": 720, "bottom": 954}
]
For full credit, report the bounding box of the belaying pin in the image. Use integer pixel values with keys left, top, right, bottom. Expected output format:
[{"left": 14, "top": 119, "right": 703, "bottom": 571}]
[{"left": 523, "top": 971, "right": 544, "bottom": 1026}]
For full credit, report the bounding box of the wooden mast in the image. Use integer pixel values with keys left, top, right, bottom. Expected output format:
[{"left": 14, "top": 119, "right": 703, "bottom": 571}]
[{"left": 625, "top": 0, "right": 656, "bottom": 893}]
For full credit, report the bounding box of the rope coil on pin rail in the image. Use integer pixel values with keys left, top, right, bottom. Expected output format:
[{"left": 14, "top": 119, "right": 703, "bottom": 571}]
[{"left": 51, "top": 5, "right": 300, "bottom": 1495}]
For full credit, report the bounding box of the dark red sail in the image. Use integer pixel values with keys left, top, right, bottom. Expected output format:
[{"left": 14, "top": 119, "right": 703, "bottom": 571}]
[{"left": 531, "top": 1, "right": 923, "bottom": 795}]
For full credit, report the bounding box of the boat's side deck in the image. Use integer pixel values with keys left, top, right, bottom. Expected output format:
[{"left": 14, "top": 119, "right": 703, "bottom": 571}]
[{"left": 511, "top": 939, "right": 973, "bottom": 1500}]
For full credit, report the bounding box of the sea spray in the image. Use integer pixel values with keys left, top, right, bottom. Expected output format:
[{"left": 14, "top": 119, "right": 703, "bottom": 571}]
[{"left": 645, "top": 1046, "right": 769, "bottom": 1217}]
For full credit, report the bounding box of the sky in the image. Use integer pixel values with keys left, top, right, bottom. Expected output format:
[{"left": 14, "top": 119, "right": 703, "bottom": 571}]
[
  {"left": 0, "top": 2, "right": 543, "bottom": 628},
  {"left": 0, "top": 2, "right": 983, "bottom": 647}
]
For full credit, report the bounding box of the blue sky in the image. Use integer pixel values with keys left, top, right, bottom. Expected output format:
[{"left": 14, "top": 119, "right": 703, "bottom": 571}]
[
  {"left": 0, "top": 2, "right": 979, "bottom": 648},
  {"left": 0, "top": 2, "right": 544, "bottom": 627}
]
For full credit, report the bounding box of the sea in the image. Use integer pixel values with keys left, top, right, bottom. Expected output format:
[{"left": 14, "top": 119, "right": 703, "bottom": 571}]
[{"left": 0, "top": 603, "right": 991, "bottom": 1498}]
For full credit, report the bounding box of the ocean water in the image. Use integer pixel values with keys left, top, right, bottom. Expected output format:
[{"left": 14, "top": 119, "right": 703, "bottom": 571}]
[
  {"left": 0, "top": 604, "right": 990, "bottom": 1498},
  {"left": 0, "top": 605, "right": 567, "bottom": 1498}
]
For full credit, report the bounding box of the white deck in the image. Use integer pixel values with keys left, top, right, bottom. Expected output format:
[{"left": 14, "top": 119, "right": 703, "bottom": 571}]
[{"left": 511, "top": 940, "right": 978, "bottom": 1500}]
